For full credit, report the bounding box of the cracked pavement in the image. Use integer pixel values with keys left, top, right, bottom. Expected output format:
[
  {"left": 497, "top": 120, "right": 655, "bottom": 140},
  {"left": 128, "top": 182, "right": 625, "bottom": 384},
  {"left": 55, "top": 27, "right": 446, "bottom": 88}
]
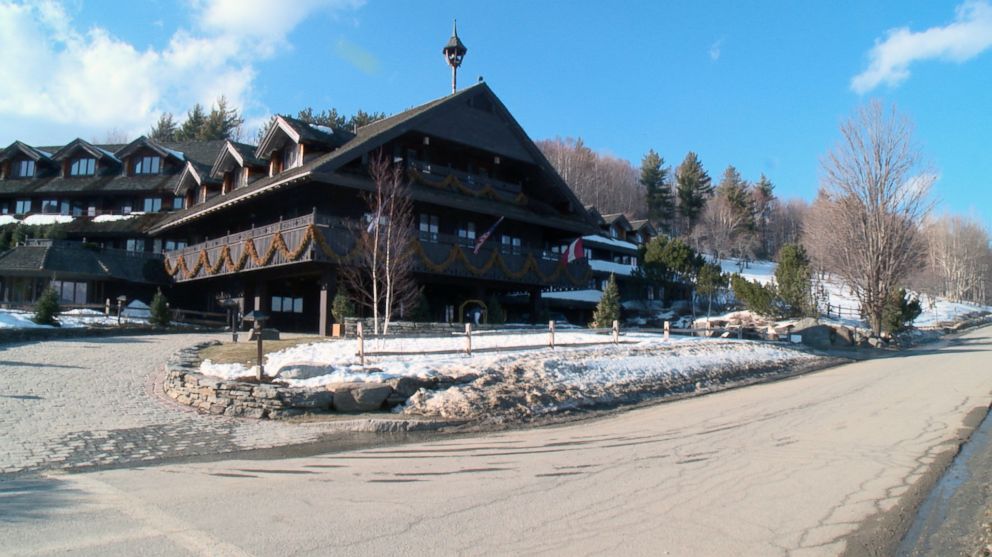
[{"left": 2, "top": 327, "right": 992, "bottom": 555}]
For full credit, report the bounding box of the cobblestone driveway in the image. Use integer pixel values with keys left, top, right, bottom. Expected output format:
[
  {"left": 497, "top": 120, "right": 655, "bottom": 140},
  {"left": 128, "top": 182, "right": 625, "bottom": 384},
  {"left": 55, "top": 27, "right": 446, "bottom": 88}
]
[{"left": 0, "top": 333, "right": 330, "bottom": 476}]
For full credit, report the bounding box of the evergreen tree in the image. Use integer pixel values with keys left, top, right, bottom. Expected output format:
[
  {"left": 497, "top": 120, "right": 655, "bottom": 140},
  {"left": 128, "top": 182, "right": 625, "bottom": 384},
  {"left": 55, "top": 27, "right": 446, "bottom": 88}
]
[
  {"left": 176, "top": 104, "right": 208, "bottom": 141},
  {"left": 200, "top": 96, "right": 243, "bottom": 140},
  {"left": 297, "top": 107, "right": 347, "bottom": 129},
  {"left": 696, "top": 262, "right": 727, "bottom": 320},
  {"left": 149, "top": 113, "right": 178, "bottom": 142},
  {"left": 752, "top": 174, "right": 777, "bottom": 258},
  {"left": 486, "top": 295, "right": 506, "bottom": 325},
  {"left": 347, "top": 110, "right": 387, "bottom": 130},
  {"left": 774, "top": 244, "right": 814, "bottom": 317},
  {"left": 882, "top": 288, "right": 922, "bottom": 335},
  {"left": 675, "top": 151, "right": 712, "bottom": 232},
  {"left": 592, "top": 274, "right": 621, "bottom": 328},
  {"left": 731, "top": 274, "right": 778, "bottom": 317},
  {"left": 33, "top": 286, "right": 61, "bottom": 326},
  {"left": 641, "top": 149, "right": 674, "bottom": 232},
  {"left": 331, "top": 287, "right": 357, "bottom": 323},
  {"left": 715, "top": 165, "right": 755, "bottom": 231},
  {"left": 149, "top": 289, "right": 171, "bottom": 327},
  {"left": 408, "top": 292, "right": 431, "bottom": 322},
  {"left": 0, "top": 225, "right": 13, "bottom": 252}
]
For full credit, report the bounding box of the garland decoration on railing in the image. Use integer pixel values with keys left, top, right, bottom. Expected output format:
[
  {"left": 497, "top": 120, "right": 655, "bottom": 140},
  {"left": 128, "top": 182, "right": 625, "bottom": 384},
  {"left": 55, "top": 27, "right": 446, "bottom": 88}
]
[
  {"left": 409, "top": 168, "right": 528, "bottom": 206},
  {"left": 165, "top": 225, "right": 590, "bottom": 286},
  {"left": 163, "top": 224, "right": 356, "bottom": 280}
]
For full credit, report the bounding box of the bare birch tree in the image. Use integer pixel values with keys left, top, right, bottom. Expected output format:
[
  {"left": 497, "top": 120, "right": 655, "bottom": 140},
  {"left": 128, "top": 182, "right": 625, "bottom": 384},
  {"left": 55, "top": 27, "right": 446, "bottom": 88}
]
[
  {"left": 804, "top": 101, "right": 934, "bottom": 335},
  {"left": 536, "top": 137, "right": 645, "bottom": 217},
  {"left": 917, "top": 214, "right": 992, "bottom": 305},
  {"left": 341, "top": 154, "right": 419, "bottom": 336}
]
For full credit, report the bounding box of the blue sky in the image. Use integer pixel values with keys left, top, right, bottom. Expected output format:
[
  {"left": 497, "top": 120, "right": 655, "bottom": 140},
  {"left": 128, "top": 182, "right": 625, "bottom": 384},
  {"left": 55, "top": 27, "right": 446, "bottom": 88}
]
[{"left": 1, "top": 1, "right": 990, "bottom": 227}]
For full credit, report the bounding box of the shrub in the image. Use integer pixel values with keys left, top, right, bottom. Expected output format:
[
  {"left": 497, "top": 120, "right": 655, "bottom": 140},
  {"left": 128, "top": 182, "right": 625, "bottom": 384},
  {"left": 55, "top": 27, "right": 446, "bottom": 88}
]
[
  {"left": 408, "top": 291, "right": 431, "bottom": 322},
  {"left": 592, "top": 274, "right": 621, "bottom": 328},
  {"left": 486, "top": 294, "right": 505, "bottom": 325},
  {"left": 731, "top": 274, "right": 778, "bottom": 317},
  {"left": 331, "top": 287, "right": 357, "bottom": 323},
  {"left": 775, "top": 244, "right": 814, "bottom": 317},
  {"left": 33, "top": 286, "right": 61, "bottom": 326},
  {"left": 149, "top": 290, "right": 171, "bottom": 326},
  {"left": 882, "top": 288, "right": 922, "bottom": 334}
]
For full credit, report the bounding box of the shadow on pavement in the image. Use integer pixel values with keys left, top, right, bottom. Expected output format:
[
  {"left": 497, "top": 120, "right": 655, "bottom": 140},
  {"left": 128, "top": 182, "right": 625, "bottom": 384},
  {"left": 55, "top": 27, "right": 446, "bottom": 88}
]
[{"left": 0, "top": 477, "right": 82, "bottom": 523}]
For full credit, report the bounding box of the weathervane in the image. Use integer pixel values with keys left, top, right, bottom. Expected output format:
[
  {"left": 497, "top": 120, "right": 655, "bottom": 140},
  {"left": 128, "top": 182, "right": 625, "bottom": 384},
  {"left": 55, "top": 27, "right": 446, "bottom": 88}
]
[{"left": 442, "top": 19, "right": 468, "bottom": 94}]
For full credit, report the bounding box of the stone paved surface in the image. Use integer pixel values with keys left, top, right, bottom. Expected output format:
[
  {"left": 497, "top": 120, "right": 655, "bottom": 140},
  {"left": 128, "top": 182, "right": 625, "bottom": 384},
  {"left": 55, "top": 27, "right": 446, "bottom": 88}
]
[{"left": 0, "top": 333, "right": 329, "bottom": 476}]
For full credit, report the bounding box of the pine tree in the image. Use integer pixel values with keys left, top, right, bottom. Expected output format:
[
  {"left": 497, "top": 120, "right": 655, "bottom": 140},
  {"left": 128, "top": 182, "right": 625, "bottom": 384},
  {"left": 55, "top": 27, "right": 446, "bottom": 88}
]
[
  {"left": 33, "top": 286, "right": 61, "bottom": 326},
  {"left": 149, "top": 289, "right": 171, "bottom": 326},
  {"left": 149, "top": 113, "right": 178, "bottom": 142},
  {"left": 641, "top": 149, "right": 674, "bottom": 232},
  {"left": 297, "top": 107, "right": 347, "bottom": 129},
  {"left": 675, "top": 151, "right": 712, "bottom": 232},
  {"left": 774, "top": 244, "right": 813, "bottom": 317},
  {"left": 882, "top": 289, "right": 922, "bottom": 335},
  {"left": 752, "top": 174, "right": 777, "bottom": 258},
  {"left": 176, "top": 104, "right": 207, "bottom": 141},
  {"left": 592, "top": 274, "right": 621, "bottom": 328},
  {"left": 716, "top": 165, "right": 754, "bottom": 230},
  {"left": 331, "top": 287, "right": 357, "bottom": 323},
  {"left": 200, "top": 96, "right": 244, "bottom": 140},
  {"left": 696, "top": 262, "right": 727, "bottom": 320},
  {"left": 486, "top": 295, "right": 506, "bottom": 325}
]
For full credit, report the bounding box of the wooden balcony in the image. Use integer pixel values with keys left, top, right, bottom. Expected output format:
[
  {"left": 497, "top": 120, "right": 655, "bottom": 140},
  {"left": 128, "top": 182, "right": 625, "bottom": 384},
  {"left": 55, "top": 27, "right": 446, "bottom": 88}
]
[{"left": 163, "top": 213, "right": 591, "bottom": 288}]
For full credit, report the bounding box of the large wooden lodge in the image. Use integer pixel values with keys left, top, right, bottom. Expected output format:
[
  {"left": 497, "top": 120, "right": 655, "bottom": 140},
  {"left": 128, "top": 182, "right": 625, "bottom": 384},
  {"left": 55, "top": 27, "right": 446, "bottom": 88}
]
[{"left": 0, "top": 82, "right": 601, "bottom": 332}]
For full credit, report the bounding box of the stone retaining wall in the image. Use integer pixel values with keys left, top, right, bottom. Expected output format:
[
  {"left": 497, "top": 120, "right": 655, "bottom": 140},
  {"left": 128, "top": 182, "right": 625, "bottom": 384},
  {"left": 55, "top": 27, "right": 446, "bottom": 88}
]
[
  {"left": 163, "top": 342, "right": 467, "bottom": 419},
  {"left": 0, "top": 325, "right": 168, "bottom": 346}
]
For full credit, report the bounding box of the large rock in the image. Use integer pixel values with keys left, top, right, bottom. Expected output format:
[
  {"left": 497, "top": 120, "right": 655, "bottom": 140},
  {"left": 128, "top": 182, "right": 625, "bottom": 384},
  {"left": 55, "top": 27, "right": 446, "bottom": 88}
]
[
  {"left": 799, "top": 325, "right": 833, "bottom": 350},
  {"left": 832, "top": 326, "right": 855, "bottom": 346},
  {"left": 277, "top": 364, "right": 333, "bottom": 380},
  {"left": 386, "top": 376, "right": 437, "bottom": 398},
  {"left": 282, "top": 389, "right": 334, "bottom": 410},
  {"left": 332, "top": 383, "right": 393, "bottom": 412}
]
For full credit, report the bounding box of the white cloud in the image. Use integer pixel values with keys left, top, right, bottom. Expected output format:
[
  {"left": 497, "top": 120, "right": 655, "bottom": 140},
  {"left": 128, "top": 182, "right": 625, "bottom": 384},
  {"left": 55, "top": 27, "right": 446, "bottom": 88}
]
[
  {"left": 0, "top": 0, "right": 364, "bottom": 144},
  {"left": 709, "top": 38, "right": 722, "bottom": 61},
  {"left": 851, "top": 0, "right": 992, "bottom": 94}
]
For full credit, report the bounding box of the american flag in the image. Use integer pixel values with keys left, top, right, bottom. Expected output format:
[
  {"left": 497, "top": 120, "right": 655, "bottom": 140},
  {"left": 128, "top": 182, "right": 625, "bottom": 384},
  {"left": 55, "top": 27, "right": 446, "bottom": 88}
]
[{"left": 473, "top": 216, "right": 505, "bottom": 254}]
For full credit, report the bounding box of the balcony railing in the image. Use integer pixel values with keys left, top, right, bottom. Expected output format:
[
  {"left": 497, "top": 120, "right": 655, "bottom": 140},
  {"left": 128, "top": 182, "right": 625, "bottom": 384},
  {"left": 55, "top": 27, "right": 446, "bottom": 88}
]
[{"left": 164, "top": 213, "right": 591, "bottom": 288}]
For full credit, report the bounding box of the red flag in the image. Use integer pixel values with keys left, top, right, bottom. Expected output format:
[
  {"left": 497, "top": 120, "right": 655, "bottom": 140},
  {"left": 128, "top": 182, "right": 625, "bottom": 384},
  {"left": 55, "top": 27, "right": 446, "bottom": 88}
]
[
  {"left": 474, "top": 216, "right": 505, "bottom": 254},
  {"left": 561, "top": 237, "right": 585, "bottom": 264}
]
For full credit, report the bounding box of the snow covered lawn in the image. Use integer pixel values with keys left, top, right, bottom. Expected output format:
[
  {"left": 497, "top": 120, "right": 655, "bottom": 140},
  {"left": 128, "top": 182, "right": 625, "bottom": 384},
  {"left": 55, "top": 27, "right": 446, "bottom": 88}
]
[
  {"left": 0, "top": 303, "right": 153, "bottom": 330},
  {"left": 198, "top": 332, "right": 824, "bottom": 422}
]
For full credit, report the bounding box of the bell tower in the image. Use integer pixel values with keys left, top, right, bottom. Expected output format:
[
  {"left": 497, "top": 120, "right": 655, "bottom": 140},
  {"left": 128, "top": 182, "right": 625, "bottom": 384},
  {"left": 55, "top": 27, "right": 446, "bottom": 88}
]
[{"left": 442, "top": 20, "right": 468, "bottom": 94}]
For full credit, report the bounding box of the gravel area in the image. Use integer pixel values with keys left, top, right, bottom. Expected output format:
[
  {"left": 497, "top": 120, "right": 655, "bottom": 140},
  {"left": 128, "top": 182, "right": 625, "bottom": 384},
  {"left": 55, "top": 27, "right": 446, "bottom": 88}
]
[{"left": 0, "top": 333, "right": 339, "bottom": 476}]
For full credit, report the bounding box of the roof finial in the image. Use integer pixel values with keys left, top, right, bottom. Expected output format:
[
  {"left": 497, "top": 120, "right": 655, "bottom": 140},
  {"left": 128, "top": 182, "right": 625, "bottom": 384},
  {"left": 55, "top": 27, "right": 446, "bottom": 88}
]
[{"left": 442, "top": 19, "right": 468, "bottom": 95}]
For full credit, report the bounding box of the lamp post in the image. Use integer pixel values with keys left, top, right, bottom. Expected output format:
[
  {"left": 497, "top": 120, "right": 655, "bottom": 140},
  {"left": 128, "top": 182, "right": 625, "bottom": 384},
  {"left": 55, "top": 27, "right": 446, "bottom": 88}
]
[
  {"left": 116, "top": 295, "right": 127, "bottom": 326},
  {"left": 217, "top": 296, "right": 241, "bottom": 343},
  {"left": 242, "top": 310, "right": 269, "bottom": 381}
]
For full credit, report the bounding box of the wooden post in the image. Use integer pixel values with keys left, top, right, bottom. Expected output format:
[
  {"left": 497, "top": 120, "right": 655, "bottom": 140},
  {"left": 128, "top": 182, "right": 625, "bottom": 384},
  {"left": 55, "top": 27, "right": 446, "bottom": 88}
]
[
  {"left": 465, "top": 323, "right": 472, "bottom": 356},
  {"left": 739, "top": 324, "right": 744, "bottom": 340},
  {"left": 255, "top": 322, "right": 264, "bottom": 381},
  {"left": 664, "top": 320, "right": 670, "bottom": 341},
  {"left": 357, "top": 322, "right": 365, "bottom": 366},
  {"left": 612, "top": 320, "right": 619, "bottom": 345},
  {"left": 548, "top": 320, "right": 556, "bottom": 349},
  {"left": 104, "top": 298, "right": 110, "bottom": 316}
]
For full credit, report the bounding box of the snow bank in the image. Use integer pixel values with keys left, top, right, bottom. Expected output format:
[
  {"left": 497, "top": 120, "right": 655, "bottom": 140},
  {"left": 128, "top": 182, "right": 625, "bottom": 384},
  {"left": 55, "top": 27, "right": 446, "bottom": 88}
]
[
  {"left": 0, "top": 308, "right": 150, "bottom": 329},
  {"left": 21, "top": 214, "right": 74, "bottom": 225}
]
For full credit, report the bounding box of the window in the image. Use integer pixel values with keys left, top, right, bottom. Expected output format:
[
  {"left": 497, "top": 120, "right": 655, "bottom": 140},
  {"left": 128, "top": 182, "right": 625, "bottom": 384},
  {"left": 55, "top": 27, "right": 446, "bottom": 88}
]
[
  {"left": 51, "top": 280, "right": 87, "bottom": 304},
  {"left": 71, "top": 201, "right": 84, "bottom": 217},
  {"left": 610, "top": 226, "right": 618, "bottom": 239},
  {"left": 282, "top": 144, "right": 299, "bottom": 171},
  {"left": 126, "top": 238, "right": 145, "bottom": 252},
  {"left": 501, "top": 234, "right": 522, "bottom": 255},
  {"left": 59, "top": 200, "right": 70, "bottom": 216},
  {"left": 419, "top": 213, "right": 439, "bottom": 242},
  {"left": 584, "top": 248, "right": 592, "bottom": 260},
  {"left": 70, "top": 158, "right": 96, "bottom": 176},
  {"left": 121, "top": 201, "right": 133, "bottom": 215},
  {"left": 172, "top": 196, "right": 184, "bottom": 210},
  {"left": 647, "top": 287, "right": 655, "bottom": 300},
  {"left": 133, "top": 156, "right": 161, "bottom": 175},
  {"left": 16, "top": 160, "right": 35, "bottom": 178},
  {"left": 272, "top": 296, "right": 303, "bottom": 313},
  {"left": 15, "top": 199, "right": 31, "bottom": 214},
  {"left": 457, "top": 221, "right": 476, "bottom": 247},
  {"left": 164, "top": 240, "right": 187, "bottom": 251},
  {"left": 143, "top": 197, "right": 162, "bottom": 212},
  {"left": 41, "top": 199, "right": 59, "bottom": 214},
  {"left": 87, "top": 204, "right": 97, "bottom": 217}
]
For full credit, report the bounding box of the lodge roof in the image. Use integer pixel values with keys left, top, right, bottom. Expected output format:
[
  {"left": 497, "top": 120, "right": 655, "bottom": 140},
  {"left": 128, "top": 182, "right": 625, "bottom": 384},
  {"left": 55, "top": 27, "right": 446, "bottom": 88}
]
[
  {"left": 628, "top": 219, "right": 656, "bottom": 236},
  {"left": 0, "top": 241, "right": 167, "bottom": 284},
  {"left": 601, "top": 213, "right": 632, "bottom": 231},
  {"left": 150, "top": 82, "right": 596, "bottom": 235}
]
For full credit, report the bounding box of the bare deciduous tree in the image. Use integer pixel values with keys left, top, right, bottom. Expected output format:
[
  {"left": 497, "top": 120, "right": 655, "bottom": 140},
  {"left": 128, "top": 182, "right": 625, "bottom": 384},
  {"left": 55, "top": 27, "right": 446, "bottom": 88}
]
[
  {"left": 915, "top": 214, "right": 992, "bottom": 305},
  {"left": 537, "top": 137, "right": 645, "bottom": 217},
  {"left": 341, "top": 154, "right": 420, "bottom": 336},
  {"left": 804, "top": 101, "right": 935, "bottom": 335}
]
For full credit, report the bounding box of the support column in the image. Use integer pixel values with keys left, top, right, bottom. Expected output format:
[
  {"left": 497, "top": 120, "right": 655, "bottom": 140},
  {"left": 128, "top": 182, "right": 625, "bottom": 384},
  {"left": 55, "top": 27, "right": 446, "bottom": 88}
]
[
  {"left": 529, "top": 287, "right": 541, "bottom": 324},
  {"left": 318, "top": 270, "right": 337, "bottom": 337},
  {"left": 254, "top": 280, "right": 269, "bottom": 313}
]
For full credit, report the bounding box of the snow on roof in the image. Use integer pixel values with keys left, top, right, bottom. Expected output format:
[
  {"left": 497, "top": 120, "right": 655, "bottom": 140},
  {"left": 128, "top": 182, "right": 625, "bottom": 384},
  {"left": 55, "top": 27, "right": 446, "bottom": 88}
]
[
  {"left": 162, "top": 146, "right": 186, "bottom": 160},
  {"left": 589, "top": 259, "right": 637, "bottom": 276},
  {"left": 582, "top": 234, "right": 638, "bottom": 251},
  {"left": 309, "top": 124, "right": 335, "bottom": 135},
  {"left": 94, "top": 145, "right": 121, "bottom": 163},
  {"left": 93, "top": 214, "right": 138, "bottom": 223},
  {"left": 22, "top": 214, "right": 74, "bottom": 225},
  {"left": 542, "top": 289, "right": 603, "bottom": 303},
  {"left": 0, "top": 215, "right": 19, "bottom": 225}
]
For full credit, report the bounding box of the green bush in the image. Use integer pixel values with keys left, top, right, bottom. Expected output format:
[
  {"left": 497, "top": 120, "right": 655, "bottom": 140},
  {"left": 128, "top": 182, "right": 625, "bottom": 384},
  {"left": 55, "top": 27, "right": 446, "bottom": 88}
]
[
  {"left": 149, "top": 290, "right": 171, "bottom": 326},
  {"left": 331, "top": 287, "right": 357, "bottom": 323},
  {"left": 33, "top": 286, "right": 61, "bottom": 326},
  {"left": 882, "top": 288, "right": 922, "bottom": 334},
  {"left": 731, "top": 274, "right": 778, "bottom": 317},
  {"left": 774, "top": 244, "right": 814, "bottom": 317},
  {"left": 486, "top": 295, "right": 505, "bottom": 325},
  {"left": 408, "top": 291, "right": 431, "bottom": 322},
  {"left": 592, "top": 274, "right": 621, "bottom": 328}
]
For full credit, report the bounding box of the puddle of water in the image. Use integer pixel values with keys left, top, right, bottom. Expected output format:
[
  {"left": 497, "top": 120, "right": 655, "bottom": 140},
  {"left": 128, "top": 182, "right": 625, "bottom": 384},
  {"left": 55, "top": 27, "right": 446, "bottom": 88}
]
[{"left": 897, "top": 406, "right": 992, "bottom": 556}]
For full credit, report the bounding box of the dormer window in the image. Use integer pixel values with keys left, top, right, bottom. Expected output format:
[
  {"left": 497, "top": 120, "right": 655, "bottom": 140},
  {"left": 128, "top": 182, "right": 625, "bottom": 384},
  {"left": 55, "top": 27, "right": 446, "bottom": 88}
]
[
  {"left": 282, "top": 144, "right": 299, "bottom": 171},
  {"left": 70, "top": 158, "right": 96, "bottom": 176},
  {"left": 16, "top": 160, "right": 35, "bottom": 178},
  {"left": 134, "top": 155, "right": 161, "bottom": 175}
]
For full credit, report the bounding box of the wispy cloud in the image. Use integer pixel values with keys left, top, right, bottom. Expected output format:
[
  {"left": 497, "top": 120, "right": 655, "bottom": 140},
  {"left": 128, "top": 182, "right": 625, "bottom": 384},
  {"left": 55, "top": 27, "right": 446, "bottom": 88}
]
[
  {"left": 334, "top": 37, "right": 380, "bottom": 75},
  {"left": 0, "top": 0, "right": 364, "bottom": 142},
  {"left": 851, "top": 0, "right": 992, "bottom": 94},
  {"left": 709, "top": 38, "right": 723, "bottom": 61}
]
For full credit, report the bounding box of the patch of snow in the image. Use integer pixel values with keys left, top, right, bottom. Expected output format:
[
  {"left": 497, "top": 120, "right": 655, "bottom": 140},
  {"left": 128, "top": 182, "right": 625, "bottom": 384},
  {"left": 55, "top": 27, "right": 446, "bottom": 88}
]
[
  {"left": 0, "top": 310, "right": 51, "bottom": 329},
  {"left": 161, "top": 146, "right": 185, "bottom": 161},
  {"left": 716, "top": 257, "right": 777, "bottom": 285},
  {"left": 542, "top": 289, "right": 602, "bottom": 304},
  {"left": 582, "top": 234, "right": 638, "bottom": 252},
  {"left": 93, "top": 214, "right": 137, "bottom": 222},
  {"left": 0, "top": 215, "right": 19, "bottom": 225},
  {"left": 588, "top": 259, "right": 637, "bottom": 276},
  {"left": 122, "top": 300, "right": 151, "bottom": 318},
  {"left": 22, "top": 214, "right": 74, "bottom": 225},
  {"left": 309, "top": 124, "right": 335, "bottom": 135}
]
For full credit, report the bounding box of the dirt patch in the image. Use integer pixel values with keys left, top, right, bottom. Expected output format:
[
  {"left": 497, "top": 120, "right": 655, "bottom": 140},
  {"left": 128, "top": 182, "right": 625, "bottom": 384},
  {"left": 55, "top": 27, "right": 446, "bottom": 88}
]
[{"left": 199, "top": 337, "right": 331, "bottom": 366}]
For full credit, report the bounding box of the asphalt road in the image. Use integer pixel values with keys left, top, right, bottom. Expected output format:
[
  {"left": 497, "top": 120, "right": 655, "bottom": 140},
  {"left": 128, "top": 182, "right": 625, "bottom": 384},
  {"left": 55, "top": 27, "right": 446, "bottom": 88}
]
[{"left": 2, "top": 327, "right": 992, "bottom": 556}]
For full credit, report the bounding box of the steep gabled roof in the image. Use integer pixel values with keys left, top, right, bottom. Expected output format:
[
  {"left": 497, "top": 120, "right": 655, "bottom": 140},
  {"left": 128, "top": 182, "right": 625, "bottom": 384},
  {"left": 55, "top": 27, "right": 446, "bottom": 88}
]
[
  {"left": 255, "top": 115, "right": 354, "bottom": 159},
  {"left": 601, "top": 213, "right": 632, "bottom": 231},
  {"left": 209, "top": 140, "right": 265, "bottom": 179},
  {"left": 151, "top": 82, "right": 595, "bottom": 233},
  {"left": 174, "top": 160, "right": 218, "bottom": 195},
  {"left": 584, "top": 206, "right": 604, "bottom": 225},
  {"left": 0, "top": 141, "right": 54, "bottom": 163},
  {"left": 114, "top": 136, "right": 187, "bottom": 162},
  {"left": 51, "top": 138, "right": 121, "bottom": 163},
  {"left": 628, "top": 219, "right": 656, "bottom": 236}
]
